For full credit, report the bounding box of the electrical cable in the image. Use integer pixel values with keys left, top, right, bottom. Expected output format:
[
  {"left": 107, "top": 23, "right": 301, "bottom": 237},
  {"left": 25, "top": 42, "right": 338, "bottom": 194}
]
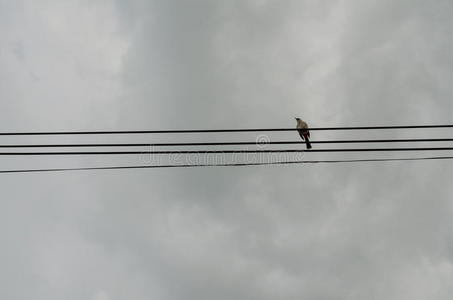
[
  {"left": 1, "top": 138, "right": 453, "bottom": 148},
  {"left": 1, "top": 156, "right": 453, "bottom": 174},
  {"left": 0, "top": 124, "right": 452, "bottom": 136},
  {"left": 1, "top": 147, "right": 453, "bottom": 155}
]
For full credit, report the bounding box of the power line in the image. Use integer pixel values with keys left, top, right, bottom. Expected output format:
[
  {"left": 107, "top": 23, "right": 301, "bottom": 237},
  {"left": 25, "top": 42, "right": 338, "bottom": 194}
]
[
  {"left": 1, "top": 156, "right": 453, "bottom": 174},
  {"left": 1, "top": 147, "right": 453, "bottom": 155},
  {"left": 1, "top": 138, "right": 453, "bottom": 148},
  {"left": 0, "top": 124, "right": 452, "bottom": 136}
]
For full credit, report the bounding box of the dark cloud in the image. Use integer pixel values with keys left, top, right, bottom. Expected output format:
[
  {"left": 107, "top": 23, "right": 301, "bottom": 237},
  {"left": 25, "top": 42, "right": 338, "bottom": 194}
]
[{"left": 1, "top": 1, "right": 453, "bottom": 300}]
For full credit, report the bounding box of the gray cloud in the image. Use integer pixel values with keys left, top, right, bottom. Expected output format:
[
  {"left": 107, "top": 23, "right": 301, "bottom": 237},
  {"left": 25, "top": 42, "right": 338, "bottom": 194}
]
[{"left": 1, "top": 1, "right": 453, "bottom": 300}]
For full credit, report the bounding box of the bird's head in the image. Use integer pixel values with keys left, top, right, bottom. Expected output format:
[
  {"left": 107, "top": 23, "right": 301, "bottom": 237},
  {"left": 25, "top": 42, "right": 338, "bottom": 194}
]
[{"left": 295, "top": 117, "right": 301, "bottom": 121}]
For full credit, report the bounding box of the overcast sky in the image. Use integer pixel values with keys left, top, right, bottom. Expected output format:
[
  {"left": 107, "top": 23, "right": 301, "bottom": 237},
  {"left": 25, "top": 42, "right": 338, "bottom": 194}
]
[{"left": 1, "top": 1, "right": 453, "bottom": 299}]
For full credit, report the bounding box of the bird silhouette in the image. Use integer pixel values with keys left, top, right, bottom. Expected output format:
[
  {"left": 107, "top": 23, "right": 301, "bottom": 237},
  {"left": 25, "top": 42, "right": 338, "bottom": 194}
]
[{"left": 295, "top": 117, "right": 312, "bottom": 149}]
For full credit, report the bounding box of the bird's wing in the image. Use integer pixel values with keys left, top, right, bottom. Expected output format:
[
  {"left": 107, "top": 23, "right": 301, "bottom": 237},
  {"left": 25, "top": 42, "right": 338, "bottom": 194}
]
[{"left": 298, "top": 130, "right": 305, "bottom": 140}]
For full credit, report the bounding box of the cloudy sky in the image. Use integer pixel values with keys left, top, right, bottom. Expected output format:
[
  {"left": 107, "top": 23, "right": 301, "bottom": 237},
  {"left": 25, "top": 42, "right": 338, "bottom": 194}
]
[{"left": 1, "top": 1, "right": 453, "bottom": 299}]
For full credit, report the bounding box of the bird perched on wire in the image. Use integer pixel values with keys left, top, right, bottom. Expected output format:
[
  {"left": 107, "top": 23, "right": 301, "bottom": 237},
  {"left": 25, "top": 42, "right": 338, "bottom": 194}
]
[{"left": 295, "top": 117, "right": 312, "bottom": 149}]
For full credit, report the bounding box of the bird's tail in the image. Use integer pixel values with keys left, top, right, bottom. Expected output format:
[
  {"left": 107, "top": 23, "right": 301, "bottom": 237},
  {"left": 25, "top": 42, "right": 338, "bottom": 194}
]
[{"left": 305, "top": 139, "right": 312, "bottom": 150}]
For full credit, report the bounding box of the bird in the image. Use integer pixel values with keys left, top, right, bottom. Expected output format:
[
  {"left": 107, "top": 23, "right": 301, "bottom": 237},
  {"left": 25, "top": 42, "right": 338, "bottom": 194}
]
[{"left": 295, "top": 117, "right": 312, "bottom": 149}]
